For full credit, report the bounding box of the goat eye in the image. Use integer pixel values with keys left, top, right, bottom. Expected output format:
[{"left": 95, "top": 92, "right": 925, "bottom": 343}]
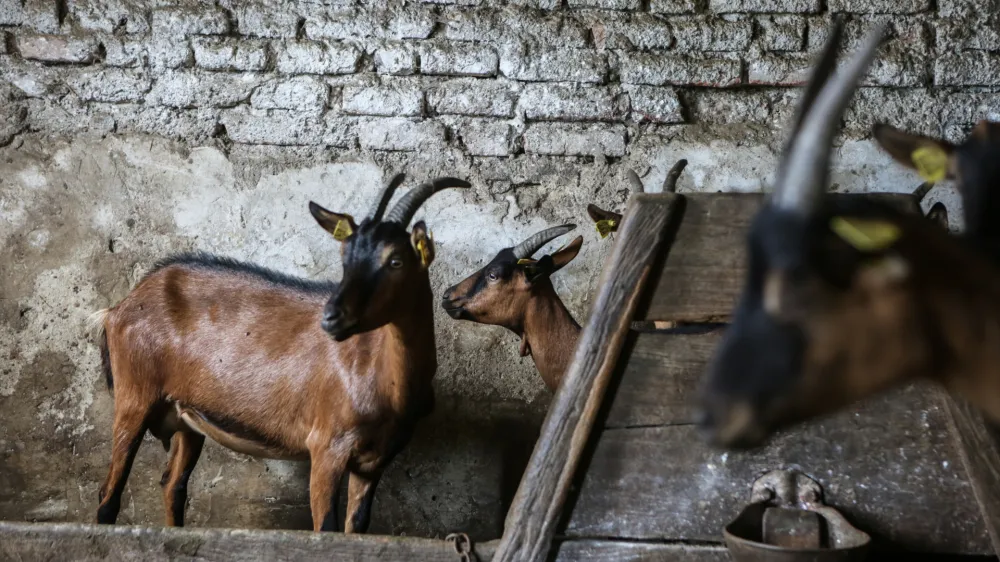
[
  {"left": 487, "top": 271, "right": 499, "bottom": 282},
  {"left": 389, "top": 257, "right": 404, "bottom": 269}
]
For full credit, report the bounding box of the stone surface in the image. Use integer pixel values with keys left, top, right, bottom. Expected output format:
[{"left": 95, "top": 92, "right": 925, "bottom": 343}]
[
  {"left": 151, "top": 6, "right": 230, "bottom": 36},
  {"left": 522, "top": 123, "right": 627, "bottom": 157},
  {"left": 192, "top": 38, "right": 270, "bottom": 72},
  {"left": 620, "top": 53, "right": 741, "bottom": 87},
  {"left": 520, "top": 84, "right": 628, "bottom": 122},
  {"left": 357, "top": 117, "right": 444, "bottom": 151},
  {"left": 146, "top": 70, "right": 262, "bottom": 108},
  {"left": 757, "top": 15, "right": 805, "bottom": 51},
  {"left": 427, "top": 80, "right": 517, "bottom": 118},
  {"left": 251, "top": 77, "right": 328, "bottom": 112},
  {"left": 455, "top": 119, "right": 514, "bottom": 156},
  {"left": 341, "top": 83, "right": 423, "bottom": 117},
  {"left": 419, "top": 43, "right": 499, "bottom": 77},
  {"left": 375, "top": 42, "right": 418, "bottom": 76},
  {"left": 670, "top": 17, "right": 753, "bottom": 52},
  {"left": 275, "top": 40, "right": 361, "bottom": 75},
  {"left": 500, "top": 46, "right": 608, "bottom": 83},
  {"left": 626, "top": 85, "right": 684, "bottom": 123},
  {"left": 16, "top": 34, "right": 98, "bottom": 63},
  {"left": 66, "top": 68, "right": 151, "bottom": 103},
  {"left": 709, "top": 0, "right": 820, "bottom": 11}
]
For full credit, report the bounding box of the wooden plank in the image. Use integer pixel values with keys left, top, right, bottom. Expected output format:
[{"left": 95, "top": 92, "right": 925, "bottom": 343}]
[
  {"left": 941, "top": 392, "right": 1000, "bottom": 555},
  {"left": 0, "top": 521, "right": 500, "bottom": 562},
  {"left": 553, "top": 539, "right": 729, "bottom": 561},
  {"left": 492, "top": 193, "right": 680, "bottom": 562},
  {"left": 605, "top": 330, "right": 722, "bottom": 428},
  {"left": 641, "top": 192, "right": 921, "bottom": 322},
  {"left": 565, "top": 389, "right": 993, "bottom": 554}
]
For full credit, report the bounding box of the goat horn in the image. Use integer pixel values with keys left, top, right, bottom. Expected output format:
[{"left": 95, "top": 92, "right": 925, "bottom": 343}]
[
  {"left": 384, "top": 177, "right": 472, "bottom": 227},
  {"left": 512, "top": 224, "right": 577, "bottom": 260},
  {"left": 369, "top": 173, "right": 407, "bottom": 222},
  {"left": 662, "top": 159, "right": 688, "bottom": 193},
  {"left": 912, "top": 181, "right": 934, "bottom": 202},
  {"left": 627, "top": 170, "right": 645, "bottom": 193},
  {"left": 773, "top": 20, "right": 886, "bottom": 214}
]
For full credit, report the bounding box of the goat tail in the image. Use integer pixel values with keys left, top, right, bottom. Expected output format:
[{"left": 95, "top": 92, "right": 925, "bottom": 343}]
[{"left": 87, "top": 309, "right": 114, "bottom": 394}]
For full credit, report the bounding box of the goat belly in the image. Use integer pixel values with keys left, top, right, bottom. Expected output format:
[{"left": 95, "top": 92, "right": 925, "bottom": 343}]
[{"left": 175, "top": 403, "right": 309, "bottom": 461}]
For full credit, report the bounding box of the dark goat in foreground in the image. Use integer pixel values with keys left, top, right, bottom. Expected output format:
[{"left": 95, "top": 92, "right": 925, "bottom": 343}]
[
  {"left": 91, "top": 174, "right": 469, "bottom": 531},
  {"left": 697, "top": 21, "right": 1000, "bottom": 449},
  {"left": 441, "top": 225, "right": 583, "bottom": 391}
]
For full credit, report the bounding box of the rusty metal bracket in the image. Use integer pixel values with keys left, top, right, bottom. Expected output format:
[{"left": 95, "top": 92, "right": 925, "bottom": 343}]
[{"left": 724, "top": 469, "right": 871, "bottom": 562}]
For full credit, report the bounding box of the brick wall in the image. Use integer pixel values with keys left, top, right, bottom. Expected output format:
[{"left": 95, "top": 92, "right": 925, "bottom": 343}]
[
  {"left": 1, "top": 1, "right": 997, "bottom": 160},
  {"left": 0, "top": 0, "right": 995, "bottom": 542}
]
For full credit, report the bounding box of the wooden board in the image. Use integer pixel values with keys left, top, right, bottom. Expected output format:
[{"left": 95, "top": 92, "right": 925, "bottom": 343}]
[
  {"left": 565, "top": 402, "right": 992, "bottom": 554},
  {"left": 553, "top": 539, "right": 729, "bottom": 561},
  {"left": 641, "top": 193, "right": 921, "bottom": 322},
  {"left": 604, "top": 330, "right": 723, "bottom": 428},
  {"left": 942, "top": 394, "right": 1000, "bottom": 555},
  {"left": 0, "top": 522, "right": 500, "bottom": 562},
  {"left": 492, "top": 194, "right": 680, "bottom": 562}
]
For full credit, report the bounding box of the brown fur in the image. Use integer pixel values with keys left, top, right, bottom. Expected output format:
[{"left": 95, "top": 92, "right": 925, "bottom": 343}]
[
  {"left": 97, "top": 251, "right": 436, "bottom": 532},
  {"left": 443, "top": 237, "right": 582, "bottom": 392}
]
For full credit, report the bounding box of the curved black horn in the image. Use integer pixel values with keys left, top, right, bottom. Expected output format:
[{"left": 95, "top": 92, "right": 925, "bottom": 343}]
[
  {"left": 662, "top": 159, "right": 688, "bottom": 193},
  {"left": 384, "top": 177, "right": 472, "bottom": 227},
  {"left": 627, "top": 170, "right": 645, "bottom": 193},
  {"left": 512, "top": 224, "right": 577, "bottom": 260},
  {"left": 369, "top": 173, "right": 407, "bottom": 222},
  {"left": 773, "top": 21, "right": 886, "bottom": 214}
]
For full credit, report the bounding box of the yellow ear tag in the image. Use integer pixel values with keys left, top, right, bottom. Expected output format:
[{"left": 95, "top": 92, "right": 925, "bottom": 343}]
[
  {"left": 911, "top": 145, "right": 948, "bottom": 183},
  {"left": 332, "top": 219, "right": 353, "bottom": 241},
  {"left": 830, "top": 216, "right": 902, "bottom": 252},
  {"left": 595, "top": 219, "right": 617, "bottom": 239},
  {"left": 416, "top": 234, "right": 434, "bottom": 267},
  {"left": 516, "top": 258, "right": 535, "bottom": 265}
]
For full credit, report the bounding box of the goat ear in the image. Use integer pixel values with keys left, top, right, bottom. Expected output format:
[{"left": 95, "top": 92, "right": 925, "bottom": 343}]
[
  {"left": 309, "top": 202, "right": 357, "bottom": 242},
  {"left": 872, "top": 124, "right": 956, "bottom": 182},
  {"left": 587, "top": 204, "right": 623, "bottom": 239},
  {"left": 519, "top": 255, "right": 555, "bottom": 284},
  {"left": 550, "top": 236, "right": 583, "bottom": 273},
  {"left": 926, "top": 202, "right": 949, "bottom": 229},
  {"left": 410, "top": 221, "right": 435, "bottom": 269}
]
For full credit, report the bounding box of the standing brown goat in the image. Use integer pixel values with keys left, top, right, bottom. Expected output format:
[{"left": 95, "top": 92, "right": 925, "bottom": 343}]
[
  {"left": 441, "top": 226, "right": 583, "bottom": 392},
  {"left": 90, "top": 174, "right": 469, "bottom": 532}
]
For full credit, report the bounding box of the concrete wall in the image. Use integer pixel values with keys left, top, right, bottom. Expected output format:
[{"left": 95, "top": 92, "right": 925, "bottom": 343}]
[{"left": 0, "top": 0, "right": 992, "bottom": 541}]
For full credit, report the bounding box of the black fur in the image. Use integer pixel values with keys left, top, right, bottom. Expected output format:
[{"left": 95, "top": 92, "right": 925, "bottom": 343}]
[
  {"left": 100, "top": 329, "right": 113, "bottom": 394},
  {"left": 145, "top": 252, "right": 336, "bottom": 295}
]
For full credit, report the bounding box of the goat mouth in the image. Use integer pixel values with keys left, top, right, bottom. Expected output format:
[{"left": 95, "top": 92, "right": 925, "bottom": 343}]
[
  {"left": 442, "top": 305, "right": 467, "bottom": 320},
  {"left": 325, "top": 320, "right": 360, "bottom": 342}
]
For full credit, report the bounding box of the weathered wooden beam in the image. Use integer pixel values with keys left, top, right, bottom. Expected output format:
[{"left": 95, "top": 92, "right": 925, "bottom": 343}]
[
  {"left": 0, "top": 522, "right": 499, "bottom": 562},
  {"left": 941, "top": 392, "right": 1000, "bottom": 555},
  {"left": 491, "top": 193, "right": 680, "bottom": 562},
  {"left": 553, "top": 539, "right": 729, "bottom": 561}
]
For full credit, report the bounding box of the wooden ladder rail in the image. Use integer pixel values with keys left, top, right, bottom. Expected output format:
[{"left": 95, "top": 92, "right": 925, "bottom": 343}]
[{"left": 491, "top": 193, "right": 680, "bottom": 562}]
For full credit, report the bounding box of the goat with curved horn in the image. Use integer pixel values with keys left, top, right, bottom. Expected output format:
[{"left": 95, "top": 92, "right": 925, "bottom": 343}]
[
  {"left": 92, "top": 173, "right": 471, "bottom": 532},
  {"left": 442, "top": 224, "right": 584, "bottom": 391},
  {"left": 698, "top": 21, "right": 904, "bottom": 449}
]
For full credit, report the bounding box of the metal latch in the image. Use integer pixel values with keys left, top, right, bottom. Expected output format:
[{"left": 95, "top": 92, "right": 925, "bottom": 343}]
[{"left": 723, "top": 469, "right": 871, "bottom": 561}]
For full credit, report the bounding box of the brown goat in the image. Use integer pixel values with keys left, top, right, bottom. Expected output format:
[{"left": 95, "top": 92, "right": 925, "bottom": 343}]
[
  {"left": 587, "top": 161, "right": 688, "bottom": 238},
  {"left": 693, "top": 21, "right": 1000, "bottom": 448},
  {"left": 91, "top": 174, "right": 469, "bottom": 531},
  {"left": 441, "top": 226, "right": 583, "bottom": 391}
]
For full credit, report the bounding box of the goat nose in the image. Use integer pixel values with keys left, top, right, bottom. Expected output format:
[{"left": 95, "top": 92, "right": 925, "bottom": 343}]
[
  {"left": 321, "top": 308, "right": 342, "bottom": 330},
  {"left": 442, "top": 288, "right": 454, "bottom": 301}
]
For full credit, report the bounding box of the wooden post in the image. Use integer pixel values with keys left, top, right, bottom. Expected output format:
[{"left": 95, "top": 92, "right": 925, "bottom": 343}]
[{"left": 492, "top": 193, "right": 680, "bottom": 562}]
